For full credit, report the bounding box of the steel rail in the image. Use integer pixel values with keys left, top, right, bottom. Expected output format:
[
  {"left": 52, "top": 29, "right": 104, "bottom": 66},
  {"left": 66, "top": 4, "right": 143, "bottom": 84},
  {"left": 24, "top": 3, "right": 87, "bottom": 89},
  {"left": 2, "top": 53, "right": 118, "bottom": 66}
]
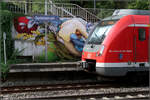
[
  {"left": 1, "top": 82, "right": 116, "bottom": 94},
  {"left": 23, "top": 90, "right": 149, "bottom": 99}
]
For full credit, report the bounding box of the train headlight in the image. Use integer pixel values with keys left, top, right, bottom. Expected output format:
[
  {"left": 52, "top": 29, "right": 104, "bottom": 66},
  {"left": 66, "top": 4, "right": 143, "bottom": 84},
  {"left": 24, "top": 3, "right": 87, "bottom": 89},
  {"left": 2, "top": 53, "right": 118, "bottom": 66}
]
[
  {"left": 100, "top": 45, "right": 105, "bottom": 55},
  {"left": 97, "top": 45, "right": 105, "bottom": 56}
]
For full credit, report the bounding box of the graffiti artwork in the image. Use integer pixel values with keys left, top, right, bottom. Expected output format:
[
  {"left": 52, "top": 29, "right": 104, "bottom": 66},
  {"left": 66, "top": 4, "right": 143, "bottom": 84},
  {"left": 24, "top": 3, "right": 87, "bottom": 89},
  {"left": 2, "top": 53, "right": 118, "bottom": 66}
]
[{"left": 13, "top": 15, "right": 92, "bottom": 62}]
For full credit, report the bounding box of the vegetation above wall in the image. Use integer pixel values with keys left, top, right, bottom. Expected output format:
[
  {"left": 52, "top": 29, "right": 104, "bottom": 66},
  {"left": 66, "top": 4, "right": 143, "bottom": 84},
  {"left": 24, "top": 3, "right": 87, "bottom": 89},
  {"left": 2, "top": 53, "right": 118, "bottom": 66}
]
[
  {"left": 128, "top": 0, "right": 149, "bottom": 10},
  {"left": 0, "top": 2, "right": 25, "bottom": 80},
  {"left": 54, "top": 0, "right": 149, "bottom": 10}
]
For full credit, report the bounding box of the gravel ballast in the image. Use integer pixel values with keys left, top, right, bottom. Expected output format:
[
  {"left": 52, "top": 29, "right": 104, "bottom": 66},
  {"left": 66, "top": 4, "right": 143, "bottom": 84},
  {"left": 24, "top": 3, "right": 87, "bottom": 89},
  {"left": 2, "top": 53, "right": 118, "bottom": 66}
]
[{"left": 1, "top": 87, "right": 149, "bottom": 100}]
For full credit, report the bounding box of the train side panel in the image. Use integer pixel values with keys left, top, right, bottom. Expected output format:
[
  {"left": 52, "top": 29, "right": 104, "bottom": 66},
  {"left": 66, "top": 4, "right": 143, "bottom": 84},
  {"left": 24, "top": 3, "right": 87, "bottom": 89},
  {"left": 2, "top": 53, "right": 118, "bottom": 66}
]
[
  {"left": 81, "top": 15, "right": 150, "bottom": 77},
  {"left": 96, "top": 15, "right": 150, "bottom": 76}
]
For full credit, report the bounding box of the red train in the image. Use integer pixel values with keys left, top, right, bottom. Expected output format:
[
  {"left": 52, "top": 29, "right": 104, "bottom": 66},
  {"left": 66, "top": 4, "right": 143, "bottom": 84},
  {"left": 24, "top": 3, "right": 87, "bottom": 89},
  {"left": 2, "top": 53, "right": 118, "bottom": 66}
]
[{"left": 81, "top": 9, "right": 150, "bottom": 77}]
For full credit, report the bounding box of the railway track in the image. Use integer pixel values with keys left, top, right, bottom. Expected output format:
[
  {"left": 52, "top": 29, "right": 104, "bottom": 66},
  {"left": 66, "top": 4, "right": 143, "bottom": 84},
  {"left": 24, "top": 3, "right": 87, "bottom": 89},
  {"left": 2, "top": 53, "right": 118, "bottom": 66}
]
[
  {"left": 2, "top": 87, "right": 149, "bottom": 100},
  {"left": 1, "top": 71, "right": 149, "bottom": 100},
  {"left": 28, "top": 90, "right": 149, "bottom": 100},
  {"left": 1, "top": 82, "right": 149, "bottom": 100},
  {"left": 1, "top": 82, "right": 118, "bottom": 94}
]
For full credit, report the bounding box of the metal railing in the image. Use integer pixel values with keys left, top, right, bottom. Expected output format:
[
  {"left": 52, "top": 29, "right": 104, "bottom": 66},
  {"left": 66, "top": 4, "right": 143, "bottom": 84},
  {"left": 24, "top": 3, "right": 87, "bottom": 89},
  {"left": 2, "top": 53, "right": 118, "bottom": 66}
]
[
  {"left": 5, "top": 1, "right": 76, "bottom": 18},
  {"left": 4, "top": 1, "right": 27, "bottom": 14},
  {"left": 48, "top": 1, "right": 101, "bottom": 23},
  {"left": 48, "top": 0, "right": 75, "bottom": 18},
  {"left": 5, "top": 1, "right": 52, "bottom": 15},
  {"left": 84, "top": 8, "right": 115, "bottom": 19},
  {"left": 5, "top": 1, "right": 115, "bottom": 23},
  {"left": 5, "top": 1, "right": 114, "bottom": 22}
]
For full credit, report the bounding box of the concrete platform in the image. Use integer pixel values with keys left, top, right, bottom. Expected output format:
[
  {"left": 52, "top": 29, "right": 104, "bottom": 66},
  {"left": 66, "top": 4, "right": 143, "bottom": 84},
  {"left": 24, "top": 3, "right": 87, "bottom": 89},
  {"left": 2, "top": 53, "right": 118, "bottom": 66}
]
[{"left": 9, "top": 62, "right": 82, "bottom": 73}]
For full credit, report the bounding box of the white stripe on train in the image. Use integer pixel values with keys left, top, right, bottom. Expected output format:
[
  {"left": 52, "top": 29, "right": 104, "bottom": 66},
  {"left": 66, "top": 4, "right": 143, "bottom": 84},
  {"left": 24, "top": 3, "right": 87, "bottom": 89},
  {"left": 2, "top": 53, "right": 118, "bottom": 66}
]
[
  {"left": 96, "top": 62, "right": 149, "bottom": 67},
  {"left": 128, "top": 24, "right": 150, "bottom": 27}
]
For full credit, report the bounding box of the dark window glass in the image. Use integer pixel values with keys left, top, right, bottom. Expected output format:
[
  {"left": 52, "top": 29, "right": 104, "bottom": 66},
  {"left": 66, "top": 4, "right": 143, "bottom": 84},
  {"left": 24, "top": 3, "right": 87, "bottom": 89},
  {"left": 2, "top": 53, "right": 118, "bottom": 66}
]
[
  {"left": 86, "top": 20, "right": 118, "bottom": 44},
  {"left": 138, "top": 28, "right": 146, "bottom": 41}
]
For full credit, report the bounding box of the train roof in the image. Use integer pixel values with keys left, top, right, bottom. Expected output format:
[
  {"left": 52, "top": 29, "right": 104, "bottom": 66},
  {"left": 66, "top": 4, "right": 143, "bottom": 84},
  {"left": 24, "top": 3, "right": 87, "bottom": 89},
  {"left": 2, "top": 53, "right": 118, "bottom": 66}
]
[
  {"left": 103, "top": 9, "right": 150, "bottom": 21},
  {"left": 113, "top": 9, "right": 150, "bottom": 16}
]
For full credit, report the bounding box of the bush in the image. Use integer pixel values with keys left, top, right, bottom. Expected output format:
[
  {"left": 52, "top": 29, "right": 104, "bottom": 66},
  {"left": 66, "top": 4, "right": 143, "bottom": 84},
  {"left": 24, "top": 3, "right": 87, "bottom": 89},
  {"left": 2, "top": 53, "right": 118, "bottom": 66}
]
[{"left": 0, "top": 2, "right": 24, "bottom": 80}]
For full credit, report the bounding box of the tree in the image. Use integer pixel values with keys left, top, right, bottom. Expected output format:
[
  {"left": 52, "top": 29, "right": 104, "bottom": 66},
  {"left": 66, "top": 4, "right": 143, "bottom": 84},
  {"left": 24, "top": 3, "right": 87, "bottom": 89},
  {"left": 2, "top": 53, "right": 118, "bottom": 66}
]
[{"left": 128, "top": 0, "right": 149, "bottom": 10}]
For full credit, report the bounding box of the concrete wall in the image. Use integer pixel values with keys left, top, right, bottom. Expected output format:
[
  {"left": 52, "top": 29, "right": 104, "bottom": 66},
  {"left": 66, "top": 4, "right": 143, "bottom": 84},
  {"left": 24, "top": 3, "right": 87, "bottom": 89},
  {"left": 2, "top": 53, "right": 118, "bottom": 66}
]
[{"left": 15, "top": 40, "right": 45, "bottom": 56}]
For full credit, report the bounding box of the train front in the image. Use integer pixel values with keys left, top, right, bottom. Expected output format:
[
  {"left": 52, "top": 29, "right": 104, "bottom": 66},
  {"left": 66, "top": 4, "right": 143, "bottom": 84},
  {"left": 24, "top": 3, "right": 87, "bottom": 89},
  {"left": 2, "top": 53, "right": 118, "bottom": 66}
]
[{"left": 81, "top": 19, "right": 118, "bottom": 76}]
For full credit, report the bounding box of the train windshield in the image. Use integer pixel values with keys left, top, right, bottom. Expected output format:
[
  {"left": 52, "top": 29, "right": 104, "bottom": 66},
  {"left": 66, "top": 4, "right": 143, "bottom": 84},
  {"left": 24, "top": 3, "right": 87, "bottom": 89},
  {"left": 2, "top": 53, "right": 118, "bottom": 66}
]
[{"left": 87, "top": 20, "right": 117, "bottom": 44}]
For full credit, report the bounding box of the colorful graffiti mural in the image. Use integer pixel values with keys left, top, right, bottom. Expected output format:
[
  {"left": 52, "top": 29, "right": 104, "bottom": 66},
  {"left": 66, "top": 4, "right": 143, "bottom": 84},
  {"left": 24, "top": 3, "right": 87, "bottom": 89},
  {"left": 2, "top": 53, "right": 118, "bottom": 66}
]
[{"left": 13, "top": 15, "right": 92, "bottom": 62}]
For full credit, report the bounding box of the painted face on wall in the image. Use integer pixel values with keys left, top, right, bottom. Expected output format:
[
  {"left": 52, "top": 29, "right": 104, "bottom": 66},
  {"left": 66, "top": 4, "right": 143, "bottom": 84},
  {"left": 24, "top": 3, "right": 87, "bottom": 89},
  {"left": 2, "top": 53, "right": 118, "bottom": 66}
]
[{"left": 14, "top": 17, "right": 38, "bottom": 34}]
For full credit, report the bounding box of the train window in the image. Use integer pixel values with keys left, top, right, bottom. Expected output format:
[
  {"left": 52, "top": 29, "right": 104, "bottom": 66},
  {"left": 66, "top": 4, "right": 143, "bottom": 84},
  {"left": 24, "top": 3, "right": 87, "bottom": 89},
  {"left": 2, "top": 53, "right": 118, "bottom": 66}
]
[{"left": 138, "top": 28, "right": 146, "bottom": 41}]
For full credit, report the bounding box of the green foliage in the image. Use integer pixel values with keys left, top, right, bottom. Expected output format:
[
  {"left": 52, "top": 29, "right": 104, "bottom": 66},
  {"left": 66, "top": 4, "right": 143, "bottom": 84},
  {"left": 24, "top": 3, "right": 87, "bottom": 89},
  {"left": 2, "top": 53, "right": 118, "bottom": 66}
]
[
  {"left": 0, "top": 2, "right": 24, "bottom": 60},
  {"left": 53, "top": 0, "right": 70, "bottom": 3},
  {"left": 0, "top": 63, "right": 9, "bottom": 80},
  {"left": 32, "top": 3, "right": 45, "bottom": 13},
  {"left": 0, "top": 2, "right": 25, "bottom": 80},
  {"left": 0, "top": 1, "right": 8, "bottom": 10},
  {"left": 96, "top": 0, "right": 115, "bottom": 9},
  {"left": 8, "top": 49, "right": 25, "bottom": 63},
  {"left": 0, "top": 10, "right": 13, "bottom": 60},
  {"left": 0, "top": 10, "right": 24, "bottom": 60},
  {"left": 1, "top": 49, "right": 24, "bottom": 80},
  {"left": 97, "top": 9, "right": 114, "bottom": 19},
  {"left": 128, "top": 0, "right": 149, "bottom": 10}
]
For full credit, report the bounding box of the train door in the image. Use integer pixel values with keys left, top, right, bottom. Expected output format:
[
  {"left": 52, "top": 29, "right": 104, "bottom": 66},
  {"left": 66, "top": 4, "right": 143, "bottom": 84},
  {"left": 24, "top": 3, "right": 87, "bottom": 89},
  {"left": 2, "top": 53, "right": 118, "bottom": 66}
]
[
  {"left": 148, "top": 25, "right": 150, "bottom": 67},
  {"left": 149, "top": 16, "right": 150, "bottom": 66},
  {"left": 149, "top": 17, "right": 150, "bottom": 66},
  {"left": 134, "top": 26, "right": 149, "bottom": 63}
]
